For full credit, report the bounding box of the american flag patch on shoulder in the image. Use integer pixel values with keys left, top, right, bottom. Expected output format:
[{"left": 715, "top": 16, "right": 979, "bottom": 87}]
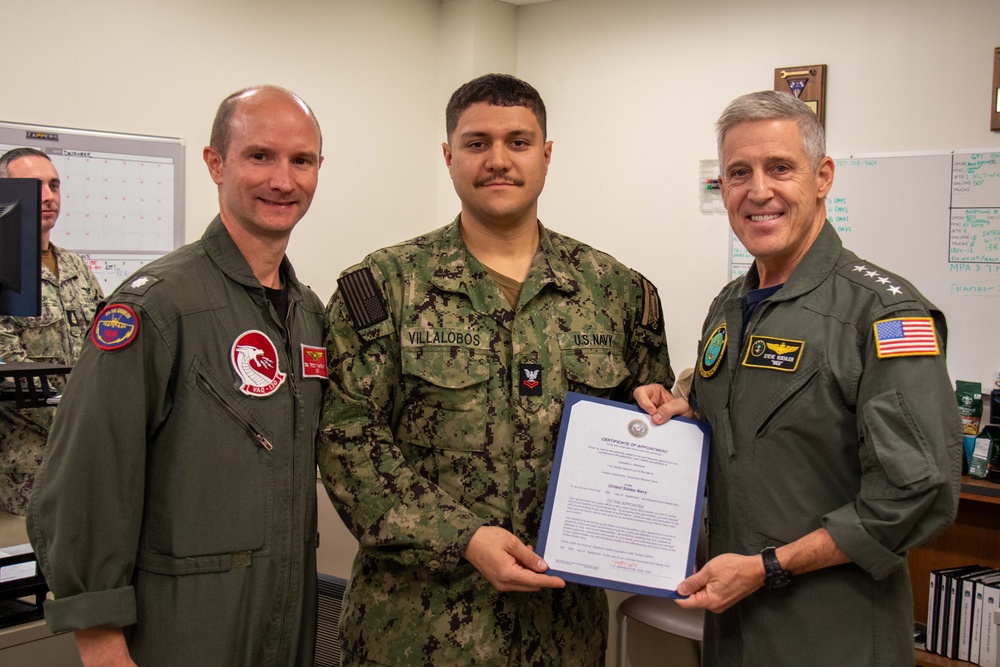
[
  {"left": 873, "top": 317, "right": 939, "bottom": 358},
  {"left": 338, "top": 267, "right": 388, "bottom": 330}
]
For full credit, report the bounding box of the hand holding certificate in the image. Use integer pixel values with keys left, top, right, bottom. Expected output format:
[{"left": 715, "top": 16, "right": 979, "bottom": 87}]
[{"left": 537, "top": 392, "right": 709, "bottom": 598}]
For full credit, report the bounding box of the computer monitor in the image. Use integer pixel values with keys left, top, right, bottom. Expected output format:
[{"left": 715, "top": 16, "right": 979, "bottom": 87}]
[{"left": 0, "top": 178, "right": 41, "bottom": 317}]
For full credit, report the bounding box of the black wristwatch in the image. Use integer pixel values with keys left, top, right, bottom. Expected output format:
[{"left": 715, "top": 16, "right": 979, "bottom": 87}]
[{"left": 761, "top": 546, "right": 793, "bottom": 590}]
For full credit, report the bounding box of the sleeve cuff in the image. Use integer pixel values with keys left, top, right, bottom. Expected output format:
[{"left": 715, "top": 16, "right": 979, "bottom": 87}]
[
  {"left": 822, "top": 505, "right": 906, "bottom": 580},
  {"left": 43, "top": 586, "right": 137, "bottom": 633}
]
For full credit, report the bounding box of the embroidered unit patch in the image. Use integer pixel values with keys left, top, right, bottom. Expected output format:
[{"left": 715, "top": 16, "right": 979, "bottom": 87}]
[
  {"left": 699, "top": 322, "right": 727, "bottom": 378},
  {"left": 231, "top": 330, "right": 286, "bottom": 397},
  {"left": 91, "top": 305, "right": 139, "bottom": 351},
  {"left": 873, "top": 317, "right": 939, "bottom": 358}
]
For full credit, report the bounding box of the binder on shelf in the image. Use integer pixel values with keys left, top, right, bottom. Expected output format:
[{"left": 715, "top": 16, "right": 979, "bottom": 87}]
[
  {"left": 948, "top": 567, "right": 994, "bottom": 658},
  {"left": 979, "top": 578, "right": 1000, "bottom": 666},
  {"left": 932, "top": 565, "right": 984, "bottom": 656},
  {"left": 972, "top": 573, "right": 1000, "bottom": 664},
  {"left": 960, "top": 569, "right": 1000, "bottom": 661}
]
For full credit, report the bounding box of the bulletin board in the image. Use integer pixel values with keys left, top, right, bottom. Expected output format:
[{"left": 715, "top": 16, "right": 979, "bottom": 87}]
[
  {"left": 727, "top": 150, "right": 1000, "bottom": 389},
  {"left": 0, "top": 121, "right": 184, "bottom": 295}
]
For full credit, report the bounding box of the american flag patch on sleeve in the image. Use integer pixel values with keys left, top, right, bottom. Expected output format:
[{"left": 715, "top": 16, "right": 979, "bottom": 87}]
[{"left": 873, "top": 317, "right": 939, "bottom": 358}]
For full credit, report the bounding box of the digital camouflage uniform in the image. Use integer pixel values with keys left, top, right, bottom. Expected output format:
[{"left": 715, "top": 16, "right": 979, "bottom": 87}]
[
  {"left": 692, "top": 222, "right": 962, "bottom": 666},
  {"left": 0, "top": 244, "right": 102, "bottom": 515},
  {"left": 27, "top": 218, "right": 325, "bottom": 666},
  {"left": 318, "top": 217, "right": 673, "bottom": 667}
]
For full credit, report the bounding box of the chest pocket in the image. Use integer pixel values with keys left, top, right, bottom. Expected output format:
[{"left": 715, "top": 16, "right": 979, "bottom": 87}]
[
  {"left": 401, "top": 344, "right": 489, "bottom": 451},
  {"left": 19, "top": 299, "right": 67, "bottom": 362},
  {"left": 559, "top": 332, "right": 630, "bottom": 396}
]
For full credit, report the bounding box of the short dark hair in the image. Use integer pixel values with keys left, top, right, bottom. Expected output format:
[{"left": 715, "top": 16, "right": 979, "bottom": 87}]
[
  {"left": 445, "top": 73, "right": 547, "bottom": 141},
  {"left": 210, "top": 85, "right": 322, "bottom": 159},
  {"left": 0, "top": 147, "right": 51, "bottom": 178}
]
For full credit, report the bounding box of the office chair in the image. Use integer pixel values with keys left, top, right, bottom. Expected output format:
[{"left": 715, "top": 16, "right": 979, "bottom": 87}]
[{"left": 616, "top": 516, "right": 707, "bottom": 667}]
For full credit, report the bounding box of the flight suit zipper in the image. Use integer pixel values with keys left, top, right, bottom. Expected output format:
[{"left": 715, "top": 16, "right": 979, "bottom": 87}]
[{"left": 195, "top": 372, "right": 274, "bottom": 451}]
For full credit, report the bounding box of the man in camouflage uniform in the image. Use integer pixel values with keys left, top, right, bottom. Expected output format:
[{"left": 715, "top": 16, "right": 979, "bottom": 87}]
[
  {"left": 318, "top": 74, "right": 674, "bottom": 666},
  {"left": 0, "top": 148, "right": 103, "bottom": 515}
]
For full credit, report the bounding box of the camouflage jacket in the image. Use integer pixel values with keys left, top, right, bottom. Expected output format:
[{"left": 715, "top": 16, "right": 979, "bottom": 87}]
[
  {"left": 319, "top": 217, "right": 674, "bottom": 666},
  {"left": 0, "top": 245, "right": 103, "bottom": 515}
]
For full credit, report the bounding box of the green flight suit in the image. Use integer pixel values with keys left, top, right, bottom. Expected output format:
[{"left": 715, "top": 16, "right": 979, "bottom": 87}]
[
  {"left": 693, "top": 222, "right": 962, "bottom": 666},
  {"left": 318, "top": 218, "right": 674, "bottom": 666},
  {"left": 27, "top": 217, "right": 325, "bottom": 666},
  {"left": 0, "top": 244, "right": 103, "bottom": 515}
]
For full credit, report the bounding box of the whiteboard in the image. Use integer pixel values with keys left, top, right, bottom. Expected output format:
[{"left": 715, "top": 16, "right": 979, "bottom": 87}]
[
  {"left": 0, "top": 121, "right": 184, "bottom": 295},
  {"left": 727, "top": 150, "right": 1000, "bottom": 389}
]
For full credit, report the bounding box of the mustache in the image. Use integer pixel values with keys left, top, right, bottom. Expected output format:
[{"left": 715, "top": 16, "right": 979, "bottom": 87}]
[{"left": 475, "top": 177, "right": 523, "bottom": 187}]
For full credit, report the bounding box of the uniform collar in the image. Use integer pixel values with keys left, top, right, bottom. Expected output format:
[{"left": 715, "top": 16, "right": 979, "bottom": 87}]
[
  {"left": 41, "top": 243, "right": 82, "bottom": 284},
  {"left": 741, "top": 220, "right": 841, "bottom": 302},
  {"left": 201, "top": 215, "right": 303, "bottom": 296},
  {"left": 429, "top": 215, "right": 579, "bottom": 315}
]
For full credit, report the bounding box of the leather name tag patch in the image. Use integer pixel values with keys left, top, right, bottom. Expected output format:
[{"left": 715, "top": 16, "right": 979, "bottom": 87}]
[{"left": 741, "top": 335, "right": 804, "bottom": 372}]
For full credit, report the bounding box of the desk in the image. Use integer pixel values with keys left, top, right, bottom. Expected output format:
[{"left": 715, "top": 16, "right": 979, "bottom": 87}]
[
  {"left": 0, "top": 619, "right": 80, "bottom": 666},
  {"left": 0, "top": 362, "right": 71, "bottom": 408}
]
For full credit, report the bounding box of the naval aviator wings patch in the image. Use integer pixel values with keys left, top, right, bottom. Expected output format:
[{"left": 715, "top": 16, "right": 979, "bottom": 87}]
[{"left": 741, "top": 335, "right": 804, "bottom": 372}]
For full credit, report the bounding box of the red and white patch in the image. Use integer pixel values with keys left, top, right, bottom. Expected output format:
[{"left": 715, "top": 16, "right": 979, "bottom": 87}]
[
  {"left": 300, "top": 344, "right": 328, "bottom": 379},
  {"left": 231, "top": 330, "right": 286, "bottom": 397}
]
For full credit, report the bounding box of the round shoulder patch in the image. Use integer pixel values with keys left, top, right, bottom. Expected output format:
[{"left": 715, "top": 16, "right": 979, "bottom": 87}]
[
  {"left": 91, "top": 304, "right": 139, "bottom": 351},
  {"left": 699, "top": 322, "right": 727, "bottom": 378}
]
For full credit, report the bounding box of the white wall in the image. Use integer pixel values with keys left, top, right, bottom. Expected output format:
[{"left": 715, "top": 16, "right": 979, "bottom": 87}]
[
  {"left": 4, "top": 0, "right": 445, "bottom": 302},
  {"left": 5, "top": 1, "right": 1000, "bottom": 663},
  {"left": 9, "top": 0, "right": 996, "bottom": 359},
  {"left": 517, "top": 0, "right": 1000, "bottom": 364}
]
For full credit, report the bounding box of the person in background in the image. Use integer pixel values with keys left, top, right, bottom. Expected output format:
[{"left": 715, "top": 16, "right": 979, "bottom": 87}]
[
  {"left": 27, "top": 86, "right": 327, "bottom": 666},
  {"left": 0, "top": 147, "right": 103, "bottom": 516},
  {"left": 318, "top": 73, "right": 674, "bottom": 666},
  {"left": 634, "top": 91, "right": 961, "bottom": 666}
]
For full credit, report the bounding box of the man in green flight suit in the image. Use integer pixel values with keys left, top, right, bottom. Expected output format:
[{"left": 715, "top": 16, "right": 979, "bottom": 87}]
[
  {"left": 635, "top": 91, "right": 962, "bottom": 666},
  {"left": 318, "top": 74, "right": 674, "bottom": 666},
  {"left": 28, "top": 86, "right": 327, "bottom": 666}
]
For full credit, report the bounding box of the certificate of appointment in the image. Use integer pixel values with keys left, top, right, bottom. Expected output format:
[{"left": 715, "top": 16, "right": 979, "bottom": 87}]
[{"left": 537, "top": 392, "right": 710, "bottom": 598}]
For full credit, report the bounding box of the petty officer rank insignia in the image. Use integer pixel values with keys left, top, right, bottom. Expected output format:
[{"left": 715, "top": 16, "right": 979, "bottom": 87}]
[
  {"left": 873, "top": 317, "right": 939, "bottom": 358},
  {"left": 520, "top": 363, "right": 543, "bottom": 396},
  {"left": 91, "top": 304, "right": 139, "bottom": 351},
  {"left": 300, "top": 344, "right": 328, "bottom": 379},
  {"left": 231, "top": 330, "right": 286, "bottom": 397},
  {"left": 742, "top": 335, "right": 805, "bottom": 372},
  {"left": 699, "top": 322, "right": 727, "bottom": 378}
]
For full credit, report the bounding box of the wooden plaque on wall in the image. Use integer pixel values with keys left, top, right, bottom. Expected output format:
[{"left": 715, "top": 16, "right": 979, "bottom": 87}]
[
  {"left": 774, "top": 64, "right": 827, "bottom": 126},
  {"left": 992, "top": 47, "right": 999, "bottom": 132}
]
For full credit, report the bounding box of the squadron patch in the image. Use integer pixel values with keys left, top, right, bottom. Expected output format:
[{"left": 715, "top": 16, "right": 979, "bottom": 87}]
[
  {"left": 300, "top": 344, "right": 328, "bottom": 379},
  {"left": 741, "top": 335, "right": 804, "bottom": 372},
  {"left": 231, "top": 330, "right": 286, "bottom": 397},
  {"left": 338, "top": 267, "right": 388, "bottom": 330},
  {"left": 91, "top": 304, "right": 139, "bottom": 351},
  {"left": 699, "top": 322, "right": 727, "bottom": 378},
  {"left": 519, "top": 363, "right": 543, "bottom": 396}
]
